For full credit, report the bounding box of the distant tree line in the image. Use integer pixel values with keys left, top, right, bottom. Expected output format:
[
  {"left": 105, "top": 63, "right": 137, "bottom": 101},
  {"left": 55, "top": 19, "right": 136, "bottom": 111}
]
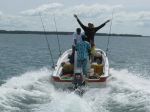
[{"left": 0, "top": 30, "right": 142, "bottom": 37}]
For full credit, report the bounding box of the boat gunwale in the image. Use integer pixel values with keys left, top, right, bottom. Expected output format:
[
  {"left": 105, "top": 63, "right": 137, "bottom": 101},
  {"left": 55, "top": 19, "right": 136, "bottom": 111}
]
[
  {"left": 52, "top": 75, "right": 109, "bottom": 82},
  {"left": 52, "top": 48, "right": 110, "bottom": 83}
]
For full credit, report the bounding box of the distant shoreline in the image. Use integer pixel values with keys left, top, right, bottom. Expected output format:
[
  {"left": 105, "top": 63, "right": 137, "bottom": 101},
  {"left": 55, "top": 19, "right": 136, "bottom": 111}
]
[{"left": 0, "top": 30, "right": 144, "bottom": 37}]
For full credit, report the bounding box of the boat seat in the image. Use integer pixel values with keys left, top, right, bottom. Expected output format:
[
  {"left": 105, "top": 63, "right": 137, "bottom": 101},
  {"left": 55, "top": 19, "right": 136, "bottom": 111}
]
[
  {"left": 93, "top": 53, "right": 103, "bottom": 64},
  {"left": 91, "top": 63, "right": 103, "bottom": 75},
  {"left": 62, "top": 63, "right": 74, "bottom": 75}
]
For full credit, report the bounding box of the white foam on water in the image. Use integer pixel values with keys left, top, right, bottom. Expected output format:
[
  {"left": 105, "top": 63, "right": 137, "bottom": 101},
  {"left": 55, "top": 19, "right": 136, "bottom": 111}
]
[
  {"left": 0, "top": 68, "right": 150, "bottom": 112},
  {"left": 0, "top": 68, "right": 55, "bottom": 112},
  {"left": 106, "top": 68, "right": 150, "bottom": 111},
  {"left": 34, "top": 91, "right": 94, "bottom": 112}
]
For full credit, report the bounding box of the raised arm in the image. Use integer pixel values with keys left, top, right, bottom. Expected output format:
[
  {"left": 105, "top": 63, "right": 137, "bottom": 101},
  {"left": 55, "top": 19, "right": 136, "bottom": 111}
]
[
  {"left": 95, "top": 19, "right": 110, "bottom": 32},
  {"left": 74, "top": 14, "right": 87, "bottom": 31}
]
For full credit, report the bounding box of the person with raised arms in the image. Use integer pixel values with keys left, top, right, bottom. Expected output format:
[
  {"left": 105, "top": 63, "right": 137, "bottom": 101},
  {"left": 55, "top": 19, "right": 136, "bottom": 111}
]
[{"left": 74, "top": 14, "right": 110, "bottom": 47}]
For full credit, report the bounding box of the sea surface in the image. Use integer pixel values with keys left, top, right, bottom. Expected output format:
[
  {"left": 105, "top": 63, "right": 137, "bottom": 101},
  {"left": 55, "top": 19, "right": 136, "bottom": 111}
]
[{"left": 0, "top": 34, "right": 150, "bottom": 112}]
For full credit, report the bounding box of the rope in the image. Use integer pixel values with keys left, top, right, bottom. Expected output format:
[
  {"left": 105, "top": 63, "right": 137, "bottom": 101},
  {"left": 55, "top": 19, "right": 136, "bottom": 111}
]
[
  {"left": 53, "top": 14, "right": 62, "bottom": 56},
  {"left": 106, "top": 9, "right": 114, "bottom": 56},
  {"left": 39, "top": 13, "right": 55, "bottom": 68}
]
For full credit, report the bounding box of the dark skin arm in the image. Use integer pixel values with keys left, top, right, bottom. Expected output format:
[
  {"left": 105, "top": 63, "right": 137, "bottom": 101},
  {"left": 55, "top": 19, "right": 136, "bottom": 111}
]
[
  {"left": 74, "top": 14, "right": 88, "bottom": 31},
  {"left": 94, "top": 20, "right": 110, "bottom": 32}
]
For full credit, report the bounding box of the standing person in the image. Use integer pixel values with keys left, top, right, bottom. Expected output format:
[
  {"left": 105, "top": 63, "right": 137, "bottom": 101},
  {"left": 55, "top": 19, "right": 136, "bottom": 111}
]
[
  {"left": 76, "top": 35, "right": 91, "bottom": 77},
  {"left": 70, "top": 28, "right": 82, "bottom": 64},
  {"left": 74, "top": 14, "right": 110, "bottom": 47},
  {"left": 73, "top": 28, "right": 82, "bottom": 46}
]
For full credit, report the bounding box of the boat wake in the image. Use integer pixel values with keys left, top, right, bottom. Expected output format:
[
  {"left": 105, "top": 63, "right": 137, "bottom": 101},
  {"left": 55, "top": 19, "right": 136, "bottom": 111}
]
[{"left": 0, "top": 68, "right": 150, "bottom": 112}]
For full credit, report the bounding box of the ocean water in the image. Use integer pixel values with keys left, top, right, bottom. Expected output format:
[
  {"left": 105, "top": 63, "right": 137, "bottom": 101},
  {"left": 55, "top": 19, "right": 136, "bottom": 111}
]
[{"left": 0, "top": 34, "right": 150, "bottom": 112}]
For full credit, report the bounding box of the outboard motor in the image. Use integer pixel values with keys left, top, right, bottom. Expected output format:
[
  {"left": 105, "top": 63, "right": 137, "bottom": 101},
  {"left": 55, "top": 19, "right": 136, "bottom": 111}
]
[
  {"left": 72, "top": 72, "right": 86, "bottom": 96},
  {"left": 73, "top": 73, "right": 84, "bottom": 89}
]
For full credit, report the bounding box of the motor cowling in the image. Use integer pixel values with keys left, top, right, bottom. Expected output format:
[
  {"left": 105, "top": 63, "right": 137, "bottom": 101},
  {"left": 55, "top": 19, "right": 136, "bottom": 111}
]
[{"left": 73, "top": 73, "right": 84, "bottom": 89}]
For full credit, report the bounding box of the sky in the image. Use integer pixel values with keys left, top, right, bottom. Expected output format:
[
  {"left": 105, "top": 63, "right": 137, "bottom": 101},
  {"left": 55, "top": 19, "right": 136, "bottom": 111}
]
[{"left": 0, "top": 0, "right": 150, "bottom": 36}]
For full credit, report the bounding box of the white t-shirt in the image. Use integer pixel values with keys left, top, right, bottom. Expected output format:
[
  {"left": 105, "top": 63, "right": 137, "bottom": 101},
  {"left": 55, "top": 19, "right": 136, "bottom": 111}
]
[{"left": 73, "top": 32, "right": 82, "bottom": 45}]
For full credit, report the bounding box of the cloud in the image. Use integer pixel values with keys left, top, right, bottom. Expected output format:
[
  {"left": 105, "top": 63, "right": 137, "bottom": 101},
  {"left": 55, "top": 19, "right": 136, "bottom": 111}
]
[
  {"left": 0, "top": 15, "right": 26, "bottom": 30},
  {"left": 21, "top": 3, "right": 63, "bottom": 16},
  {"left": 0, "top": 14, "right": 42, "bottom": 31},
  {"left": 21, "top": 3, "right": 123, "bottom": 18},
  {"left": 114, "top": 11, "right": 150, "bottom": 26},
  {"left": 19, "top": 3, "right": 124, "bottom": 32},
  {"left": 138, "top": 11, "right": 150, "bottom": 21},
  {"left": 117, "top": 11, "right": 150, "bottom": 21},
  {"left": 0, "top": 11, "right": 2, "bottom": 15},
  {"left": 0, "top": 3, "right": 150, "bottom": 35},
  {"left": 0, "top": 11, "right": 3, "bottom": 19},
  {"left": 62, "top": 4, "right": 123, "bottom": 18}
]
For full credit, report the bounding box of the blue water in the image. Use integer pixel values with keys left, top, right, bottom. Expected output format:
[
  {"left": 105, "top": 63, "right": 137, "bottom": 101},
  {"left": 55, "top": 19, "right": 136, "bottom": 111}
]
[{"left": 0, "top": 34, "right": 150, "bottom": 112}]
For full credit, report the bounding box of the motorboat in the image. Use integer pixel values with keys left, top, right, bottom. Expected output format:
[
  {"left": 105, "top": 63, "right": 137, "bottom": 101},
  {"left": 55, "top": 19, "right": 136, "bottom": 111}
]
[{"left": 51, "top": 48, "right": 110, "bottom": 89}]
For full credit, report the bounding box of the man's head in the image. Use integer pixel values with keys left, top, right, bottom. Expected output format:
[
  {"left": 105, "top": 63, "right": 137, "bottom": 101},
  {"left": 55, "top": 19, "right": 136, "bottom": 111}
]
[
  {"left": 81, "top": 34, "right": 87, "bottom": 41},
  {"left": 88, "top": 23, "right": 94, "bottom": 28},
  {"left": 76, "top": 28, "right": 81, "bottom": 35}
]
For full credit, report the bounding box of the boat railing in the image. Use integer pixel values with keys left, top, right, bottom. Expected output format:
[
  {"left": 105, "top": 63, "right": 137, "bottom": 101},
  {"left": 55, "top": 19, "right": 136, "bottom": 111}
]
[
  {"left": 95, "top": 48, "right": 109, "bottom": 77},
  {"left": 53, "top": 48, "right": 109, "bottom": 77}
]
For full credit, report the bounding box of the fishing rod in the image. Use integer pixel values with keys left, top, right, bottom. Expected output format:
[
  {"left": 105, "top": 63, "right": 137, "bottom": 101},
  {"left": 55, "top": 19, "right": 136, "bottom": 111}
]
[
  {"left": 53, "top": 14, "right": 62, "bottom": 56},
  {"left": 39, "top": 13, "right": 55, "bottom": 68},
  {"left": 106, "top": 9, "right": 114, "bottom": 56}
]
